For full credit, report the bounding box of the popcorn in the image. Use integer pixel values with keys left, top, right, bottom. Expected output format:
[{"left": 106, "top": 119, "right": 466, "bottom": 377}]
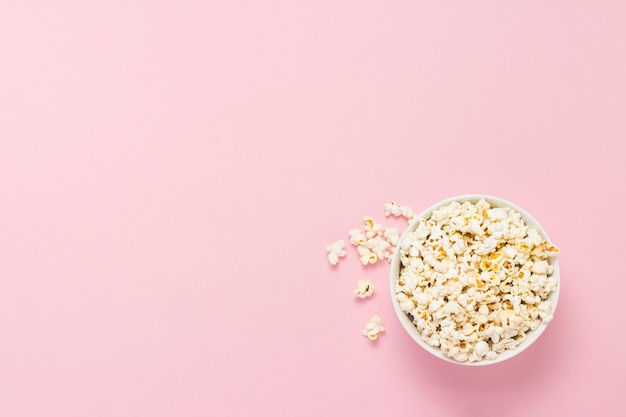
[
  {"left": 396, "top": 292, "right": 415, "bottom": 312},
  {"left": 363, "top": 315, "right": 385, "bottom": 340},
  {"left": 538, "top": 301, "right": 553, "bottom": 322},
  {"left": 400, "top": 206, "right": 415, "bottom": 221},
  {"left": 357, "top": 245, "right": 377, "bottom": 265},
  {"left": 354, "top": 280, "right": 374, "bottom": 299},
  {"left": 384, "top": 201, "right": 402, "bottom": 217},
  {"left": 415, "top": 292, "right": 432, "bottom": 306},
  {"left": 474, "top": 340, "right": 490, "bottom": 357},
  {"left": 363, "top": 216, "right": 384, "bottom": 235},
  {"left": 326, "top": 240, "right": 346, "bottom": 265},
  {"left": 383, "top": 227, "right": 400, "bottom": 246},
  {"left": 348, "top": 229, "right": 367, "bottom": 246},
  {"left": 328, "top": 202, "right": 419, "bottom": 343},
  {"left": 394, "top": 199, "right": 560, "bottom": 363},
  {"left": 349, "top": 212, "right": 411, "bottom": 266},
  {"left": 532, "top": 260, "right": 549, "bottom": 274},
  {"left": 487, "top": 208, "right": 507, "bottom": 221},
  {"left": 366, "top": 235, "right": 390, "bottom": 260},
  {"left": 384, "top": 201, "right": 415, "bottom": 221}
]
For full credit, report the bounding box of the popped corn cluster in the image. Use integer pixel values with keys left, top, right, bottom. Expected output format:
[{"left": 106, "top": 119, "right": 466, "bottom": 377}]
[
  {"left": 395, "top": 199, "right": 560, "bottom": 363},
  {"left": 348, "top": 217, "right": 401, "bottom": 265},
  {"left": 326, "top": 201, "right": 414, "bottom": 341}
]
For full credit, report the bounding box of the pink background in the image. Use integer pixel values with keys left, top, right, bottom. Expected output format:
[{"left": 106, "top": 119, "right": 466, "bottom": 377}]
[{"left": 1, "top": 1, "right": 625, "bottom": 416}]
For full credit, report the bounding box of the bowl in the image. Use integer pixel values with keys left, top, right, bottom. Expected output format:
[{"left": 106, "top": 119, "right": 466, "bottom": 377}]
[{"left": 389, "top": 194, "right": 560, "bottom": 366}]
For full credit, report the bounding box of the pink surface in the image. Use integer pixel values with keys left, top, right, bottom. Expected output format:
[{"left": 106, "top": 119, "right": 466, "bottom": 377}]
[{"left": 1, "top": 1, "right": 625, "bottom": 416}]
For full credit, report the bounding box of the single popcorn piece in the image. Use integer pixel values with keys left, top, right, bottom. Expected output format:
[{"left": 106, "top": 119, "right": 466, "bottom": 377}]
[
  {"left": 326, "top": 240, "right": 346, "bottom": 266},
  {"left": 363, "top": 315, "right": 385, "bottom": 340},
  {"left": 354, "top": 279, "right": 374, "bottom": 298},
  {"left": 357, "top": 245, "right": 377, "bottom": 265},
  {"left": 538, "top": 301, "right": 553, "bottom": 322},
  {"left": 348, "top": 228, "right": 367, "bottom": 246},
  {"left": 394, "top": 198, "right": 560, "bottom": 363},
  {"left": 363, "top": 216, "right": 384, "bottom": 235}
]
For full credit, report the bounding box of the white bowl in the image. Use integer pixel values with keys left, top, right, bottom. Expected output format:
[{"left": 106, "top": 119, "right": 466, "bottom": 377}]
[{"left": 389, "top": 194, "right": 560, "bottom": 366}]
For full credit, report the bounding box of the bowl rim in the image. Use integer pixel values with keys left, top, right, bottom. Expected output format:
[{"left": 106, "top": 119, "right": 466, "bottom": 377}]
[{"left": 389, "top": 194, "right": 560, "bottom": 366}]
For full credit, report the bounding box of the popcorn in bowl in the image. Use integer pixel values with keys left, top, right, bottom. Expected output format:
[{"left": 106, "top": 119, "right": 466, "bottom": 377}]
[{"left": 390, "top": 195, "right": 560, "bottom": 365}]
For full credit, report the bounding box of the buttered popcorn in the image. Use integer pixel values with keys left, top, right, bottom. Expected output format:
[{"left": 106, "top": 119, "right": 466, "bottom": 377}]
[{"left": 395, "top": 199, "right": 560, "bottom": 363}]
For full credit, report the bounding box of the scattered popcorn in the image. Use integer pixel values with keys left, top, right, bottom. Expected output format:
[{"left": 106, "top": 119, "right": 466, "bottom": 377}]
[
  {"left": 384, "top": 201, "right": 415, "bottom": 221},
  {"left": 363, "top": 315, "right": 385, "bottom": 340},
  {"left": 327, "top": 202, "right": 418, "bottom": 343},
  {"left": 394, "top": 199, "right": 560, "bottom": 363},
  {"left": 350, "top": 215, "right": 400, "bottom": 265},
  {"left": 354, "top": 279, "right": 374, "bottom": 298},
  {"left": 326, "top": 240, "right": 346, "bottom": 266}
]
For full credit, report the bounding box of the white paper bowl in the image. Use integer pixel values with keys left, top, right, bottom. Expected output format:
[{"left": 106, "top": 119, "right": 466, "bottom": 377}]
[{"left": 389, "top": 194, "right": 560, "bottom": 366}]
